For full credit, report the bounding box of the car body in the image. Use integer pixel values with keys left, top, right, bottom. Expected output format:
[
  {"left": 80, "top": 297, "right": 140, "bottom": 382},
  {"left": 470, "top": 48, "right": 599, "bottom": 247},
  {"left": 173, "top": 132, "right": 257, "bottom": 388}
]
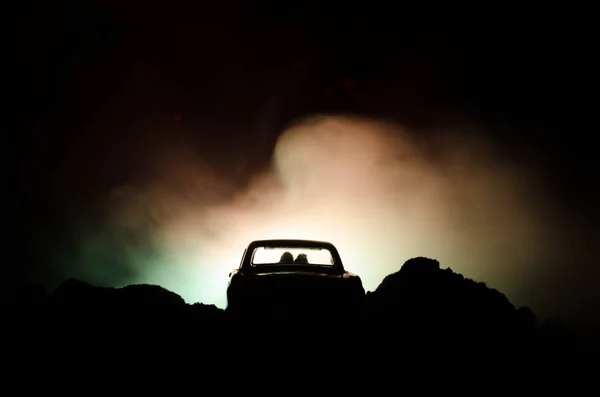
[{"left": 226, "top": 239, "right": 365, "bottom": 316}]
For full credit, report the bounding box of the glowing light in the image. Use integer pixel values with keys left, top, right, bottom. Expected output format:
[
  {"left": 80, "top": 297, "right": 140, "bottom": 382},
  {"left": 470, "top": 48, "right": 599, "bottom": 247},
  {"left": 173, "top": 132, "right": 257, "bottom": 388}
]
[{"left": 72, "top": 115, "right": 561, "bottom": 314}]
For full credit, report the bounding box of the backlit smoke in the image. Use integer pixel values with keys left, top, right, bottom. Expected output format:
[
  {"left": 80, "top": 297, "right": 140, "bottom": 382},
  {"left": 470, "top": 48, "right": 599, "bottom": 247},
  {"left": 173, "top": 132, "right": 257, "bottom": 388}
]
[{"left": 69, "top": 115, "right": 572, "bottom": 319}]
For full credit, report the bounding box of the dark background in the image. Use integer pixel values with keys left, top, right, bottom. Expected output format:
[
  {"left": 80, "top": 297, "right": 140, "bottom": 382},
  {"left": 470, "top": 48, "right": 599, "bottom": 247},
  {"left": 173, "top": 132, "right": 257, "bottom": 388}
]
[{"left": 6, "top": 2, "right": 598, "bottom": 323}]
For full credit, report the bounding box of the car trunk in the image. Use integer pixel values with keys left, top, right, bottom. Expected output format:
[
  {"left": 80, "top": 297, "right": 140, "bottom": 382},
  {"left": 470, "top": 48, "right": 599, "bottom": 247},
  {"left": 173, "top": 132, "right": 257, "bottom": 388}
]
[{"left": 245, "top": 272, "right": 350, "bottom": 310}]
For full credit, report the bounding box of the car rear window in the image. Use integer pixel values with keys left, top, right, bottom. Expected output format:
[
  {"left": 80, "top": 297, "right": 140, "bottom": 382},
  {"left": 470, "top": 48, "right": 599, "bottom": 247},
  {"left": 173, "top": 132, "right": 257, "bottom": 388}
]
[{"left": 251, "top": 247, "right": 335, "bottom": 266}]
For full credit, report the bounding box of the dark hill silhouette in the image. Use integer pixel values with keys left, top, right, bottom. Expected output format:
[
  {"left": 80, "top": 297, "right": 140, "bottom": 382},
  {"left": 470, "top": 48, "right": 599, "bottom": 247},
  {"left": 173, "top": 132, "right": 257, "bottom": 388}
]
[
  {"left": 50, "top": 278, "right": 187, "bottom": 312},
  {"left": 362, "top": 257, "right": 548, "bottom": 364},
  {"left": 5, "top": 257, "right": 597, "bottom": 373},
  {"left": 366, "top": 257, "right": 520, "bottom": 332}
]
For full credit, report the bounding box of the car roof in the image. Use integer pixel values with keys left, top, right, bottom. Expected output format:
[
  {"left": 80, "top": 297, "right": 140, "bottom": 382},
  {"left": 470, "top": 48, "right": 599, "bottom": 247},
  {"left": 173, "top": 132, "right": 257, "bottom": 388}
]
[{"left": 247, "top": 239, "right": 337, "bottom": 250}]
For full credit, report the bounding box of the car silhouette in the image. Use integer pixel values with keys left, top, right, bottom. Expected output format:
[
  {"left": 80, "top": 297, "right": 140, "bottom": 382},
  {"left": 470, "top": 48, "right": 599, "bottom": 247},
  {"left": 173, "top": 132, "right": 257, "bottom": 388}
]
[{"left": 226, "top": 239, "right": 365, "bottom": 316}]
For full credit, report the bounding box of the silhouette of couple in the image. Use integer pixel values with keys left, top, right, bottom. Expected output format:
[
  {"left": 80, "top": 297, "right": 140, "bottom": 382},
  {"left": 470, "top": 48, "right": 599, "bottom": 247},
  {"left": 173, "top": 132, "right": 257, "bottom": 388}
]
[{"left": 279, "top": 251, "right": 308, "bottom": 264}]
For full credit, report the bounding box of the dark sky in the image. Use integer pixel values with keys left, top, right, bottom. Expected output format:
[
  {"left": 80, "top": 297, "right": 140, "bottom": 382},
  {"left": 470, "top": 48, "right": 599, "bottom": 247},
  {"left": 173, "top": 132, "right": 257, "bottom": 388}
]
[{"left": 7, "top": 2, "right": 598, "bottom": 325}]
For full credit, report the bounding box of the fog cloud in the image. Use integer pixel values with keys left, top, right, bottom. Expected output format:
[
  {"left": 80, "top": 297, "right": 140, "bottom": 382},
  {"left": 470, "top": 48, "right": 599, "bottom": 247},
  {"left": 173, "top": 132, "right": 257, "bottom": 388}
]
[{"left": 68, "top": 115, "right": 574, "bottom": 320}]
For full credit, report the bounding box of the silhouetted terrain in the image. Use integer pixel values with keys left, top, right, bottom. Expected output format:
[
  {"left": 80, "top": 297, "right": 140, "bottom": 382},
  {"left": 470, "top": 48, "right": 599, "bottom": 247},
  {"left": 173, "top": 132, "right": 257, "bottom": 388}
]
[{"left": 6, "top": 257, "right": 597, "bottom": 378}]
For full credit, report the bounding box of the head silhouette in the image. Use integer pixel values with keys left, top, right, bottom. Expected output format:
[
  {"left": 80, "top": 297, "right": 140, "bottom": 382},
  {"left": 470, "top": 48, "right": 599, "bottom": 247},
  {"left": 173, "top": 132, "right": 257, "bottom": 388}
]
[
  {"left": 280, "top": 251, "right": 294, "bottom": 263},
  {"left": 294, "top": 253, "right": 308, "bottom": 264}
]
